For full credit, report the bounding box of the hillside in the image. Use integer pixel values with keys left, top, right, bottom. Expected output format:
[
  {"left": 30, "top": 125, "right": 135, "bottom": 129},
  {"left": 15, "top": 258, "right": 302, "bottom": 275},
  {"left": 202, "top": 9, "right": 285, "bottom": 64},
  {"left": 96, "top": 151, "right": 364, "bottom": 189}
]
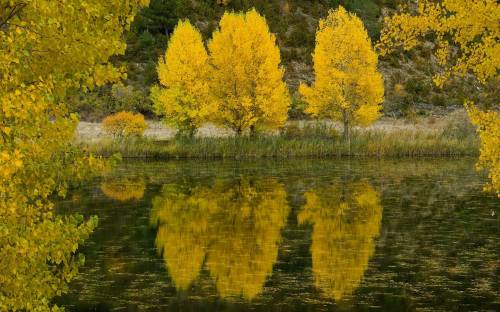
[{"left": 69, "top": 0, "right": 497, "bottom": 121}]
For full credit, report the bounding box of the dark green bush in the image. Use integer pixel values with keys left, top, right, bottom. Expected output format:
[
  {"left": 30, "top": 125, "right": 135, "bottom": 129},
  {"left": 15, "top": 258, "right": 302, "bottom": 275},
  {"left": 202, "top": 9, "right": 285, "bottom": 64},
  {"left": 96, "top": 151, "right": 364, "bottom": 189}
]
[
  {"left": 405, "top": 77, "right": 432, "bottom": 95},
  {"left": 288, "top": 96, "right": 308, "bottom": 119},
  {"left": 67, "top": 84, "right": 154, "bottom": 121},
  {"left": 138, "top": 31, "right": 156, "bottom": 49}
]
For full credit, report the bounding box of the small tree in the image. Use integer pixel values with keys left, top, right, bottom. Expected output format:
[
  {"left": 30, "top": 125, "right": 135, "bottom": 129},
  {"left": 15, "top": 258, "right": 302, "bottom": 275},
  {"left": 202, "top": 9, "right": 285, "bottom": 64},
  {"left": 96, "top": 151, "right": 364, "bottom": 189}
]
[
  {"left": 151, "top": 20, "right": 212, "bottom": 137},
  {"left": 208, "top": 9, "right": 290, "bottom": 135},
  {"left": 299, "top": 7, "right": 384, "bottom": 142}
]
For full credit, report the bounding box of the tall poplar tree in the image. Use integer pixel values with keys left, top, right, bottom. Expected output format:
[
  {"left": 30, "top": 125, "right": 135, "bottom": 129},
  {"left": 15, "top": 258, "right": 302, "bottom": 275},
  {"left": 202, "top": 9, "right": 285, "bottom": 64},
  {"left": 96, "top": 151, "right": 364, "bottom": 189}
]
[
  {"left": 151, "top": 20, "right": 212, "bottom": 137},
  {"left": 299, "top": 7, "right": 384, "bottom": 142},
  {"left": 208, "top": 9, "right": 290, "bottom": 135}
]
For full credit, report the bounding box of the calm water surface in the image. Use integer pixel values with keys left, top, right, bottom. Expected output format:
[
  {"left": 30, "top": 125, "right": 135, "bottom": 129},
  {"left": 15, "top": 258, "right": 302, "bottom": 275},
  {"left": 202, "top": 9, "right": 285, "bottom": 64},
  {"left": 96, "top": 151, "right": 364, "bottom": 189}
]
[{"left": 56, "top": 159, "right": 499, "bottom": 311}]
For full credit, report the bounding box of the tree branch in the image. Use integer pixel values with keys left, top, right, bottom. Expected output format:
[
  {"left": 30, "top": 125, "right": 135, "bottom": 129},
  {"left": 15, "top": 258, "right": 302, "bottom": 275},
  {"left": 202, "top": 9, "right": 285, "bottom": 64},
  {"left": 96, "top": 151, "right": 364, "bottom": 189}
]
[{"left": 0, "top": 1, "right": 27, "bottom": 30}]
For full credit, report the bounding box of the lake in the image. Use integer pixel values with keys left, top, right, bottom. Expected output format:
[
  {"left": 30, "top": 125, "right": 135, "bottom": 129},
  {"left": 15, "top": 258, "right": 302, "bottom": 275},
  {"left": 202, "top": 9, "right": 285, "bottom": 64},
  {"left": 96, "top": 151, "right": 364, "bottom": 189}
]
[{"left": 55, "top": 159, "right": 499, "bottom": 311}]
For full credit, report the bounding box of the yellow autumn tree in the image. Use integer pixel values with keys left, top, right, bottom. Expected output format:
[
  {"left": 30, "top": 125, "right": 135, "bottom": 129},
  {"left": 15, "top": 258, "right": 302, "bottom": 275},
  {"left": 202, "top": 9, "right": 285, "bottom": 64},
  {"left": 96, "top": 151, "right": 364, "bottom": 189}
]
[
  {"left": 299, "top": 7, "right": 384, "bottom": 142},
  {"left": 151, "top": 20, "right": 212, "bottom": 137},
  {"left": 150, "top": 184, "right": 218, "bottom": 291},
  {"left": 298, "top": 182, "right": 383, "bottom": 301},
  {"left": 206, "top": 178, "right": 289, "bottom": 299},
  {"left": 208, "top": 9, "right": 290, "bottom": 135},
  {"left": 0, "top": 0, "right": 149, "bottom": 310},
  {"left": 378, "top": 0, "right": 499, "bottom": 196}
]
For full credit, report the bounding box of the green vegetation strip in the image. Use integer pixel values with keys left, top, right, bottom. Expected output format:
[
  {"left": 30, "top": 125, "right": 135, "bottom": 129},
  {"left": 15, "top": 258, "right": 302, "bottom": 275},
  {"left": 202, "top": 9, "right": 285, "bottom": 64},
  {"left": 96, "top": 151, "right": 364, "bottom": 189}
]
[{"left": 87, "top": 130, "right": 479, "bottom": 159}]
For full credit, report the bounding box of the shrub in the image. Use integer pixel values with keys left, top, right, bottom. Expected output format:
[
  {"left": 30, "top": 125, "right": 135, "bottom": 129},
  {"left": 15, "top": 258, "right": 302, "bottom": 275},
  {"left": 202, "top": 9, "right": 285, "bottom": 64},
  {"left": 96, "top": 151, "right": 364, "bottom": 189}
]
[
  {"left": 405, "top": 77, "right": 431, "bottom": 95},
  {"left": 393, "top": 83, "right": 406, "bottom": 97},
  {"left": 343, "top": 0, "right": 381, "bottom": 38},
  {"left": 288, "top": 96, "right": 308, "bottom": 119},
  {"left": 286, "top": 20, "right": 313, "bottom": 48},
  {"left": 111, "top": 83, "right": 152, "bottom": 114},
  {"left": 102, "top": 111, "right": 148, "bottom": 138},
  {"left": 67, "top": 84, "right": 153, "bottom": 121}
]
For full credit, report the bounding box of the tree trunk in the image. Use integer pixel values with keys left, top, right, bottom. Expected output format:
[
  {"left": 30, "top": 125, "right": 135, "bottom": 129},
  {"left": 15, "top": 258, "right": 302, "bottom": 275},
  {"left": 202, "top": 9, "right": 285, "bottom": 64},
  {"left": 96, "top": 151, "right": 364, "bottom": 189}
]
[
  {"left": 236, "top": 126, "right": 243, "bottom": 136},
  {"left": 177, "top": 124, "right": 196, "bottom": 139},
  {"left": 188, "top": 126, "right": 196, "bottom": 138},
  {"left": 343, "top": 112, "right": 350, "bottom": 142},
  {"left": 249, "top": 124, "right": 257, "bottom": 137},
  {"left": 343, "top": 111, "right": 351, "bottom": 155}
]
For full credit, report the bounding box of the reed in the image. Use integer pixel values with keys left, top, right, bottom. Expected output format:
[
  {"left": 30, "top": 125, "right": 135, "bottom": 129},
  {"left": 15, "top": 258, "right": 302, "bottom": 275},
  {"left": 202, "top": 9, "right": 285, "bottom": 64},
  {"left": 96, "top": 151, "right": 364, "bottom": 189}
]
[{"left": 87, "top": 129, "right": 479, "bottom": 159}]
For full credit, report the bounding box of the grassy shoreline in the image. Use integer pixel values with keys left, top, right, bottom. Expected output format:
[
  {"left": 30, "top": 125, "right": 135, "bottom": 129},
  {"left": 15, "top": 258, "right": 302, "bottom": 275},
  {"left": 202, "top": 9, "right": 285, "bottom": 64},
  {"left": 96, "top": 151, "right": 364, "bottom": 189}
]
[{"left": 86, "top": 129, "right": 479, "bottom": 159}]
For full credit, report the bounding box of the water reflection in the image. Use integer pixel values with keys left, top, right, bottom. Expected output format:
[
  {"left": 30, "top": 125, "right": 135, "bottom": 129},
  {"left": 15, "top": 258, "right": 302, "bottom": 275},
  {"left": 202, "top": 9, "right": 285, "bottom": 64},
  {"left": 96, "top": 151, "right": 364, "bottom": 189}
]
[
  {"left": 206, "top": 178, "right": 289, "bottom": 299},
  {"left": 55, "top": 159, "right": 499, "bottom": 311},
  {"left": 298, "top": 181, "right": 382, "bottom": 301},
  {"left": 150, "top": 177, "right": 289, "bottom": 299},
  {"left": 150, "top": 184, "right": 216, "bottom": 290},
  {"left": 100, "top": 178, "right": 146, "bottom": 201}
]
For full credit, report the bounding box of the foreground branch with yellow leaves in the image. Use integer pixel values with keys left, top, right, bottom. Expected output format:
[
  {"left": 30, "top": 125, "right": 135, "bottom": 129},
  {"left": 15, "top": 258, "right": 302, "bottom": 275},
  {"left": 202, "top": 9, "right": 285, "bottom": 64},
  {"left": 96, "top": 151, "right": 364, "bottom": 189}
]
[
  {"left": 0, "top": 0, "right": 149, "bottom": 309},
  {"left": 378, "top": 0, "right": 500, "bottom": 197}
]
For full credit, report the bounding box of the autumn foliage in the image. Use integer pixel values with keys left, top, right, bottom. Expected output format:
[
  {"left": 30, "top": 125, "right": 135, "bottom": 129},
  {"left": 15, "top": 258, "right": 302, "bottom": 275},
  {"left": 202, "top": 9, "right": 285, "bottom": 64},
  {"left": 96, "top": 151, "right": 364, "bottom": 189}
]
[
  {"left": 208, "top": 10, "right": 290, "bottom": 134},
  {"left": 0, "top": 0, "right": 148, "bottom": 310},
  {"left": 378, "top": 0, "right": 499, "bottom": 86},
  {"left": 300, "top": 7, "right": 384, "bottom": 141},
  {"left": 151, "top": 20, "right": 212, "bottom": 137},
  {"left": 466, "top": 104, "right": 500, "bottom": 197},
  {"left": 102, "top": 111, "right": 148, "bottom": 137},
  {"left": 379, "top": 0, "right": 499, "bottom": 197},
  {"left": 152, "top": 9, "right": 290, "bottom": 136}
]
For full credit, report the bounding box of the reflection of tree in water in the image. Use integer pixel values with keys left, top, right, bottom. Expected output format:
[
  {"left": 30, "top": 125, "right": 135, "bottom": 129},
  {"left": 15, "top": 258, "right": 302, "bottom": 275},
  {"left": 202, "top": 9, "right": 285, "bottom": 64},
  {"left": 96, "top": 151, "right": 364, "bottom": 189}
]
[
  {"left": 206, "top": 178, "right": 289, "bottom": 299},
  {"left": 151, "top": 178, "right": 289, "bottom": 299},
  {"left": 298, "top": 182, "right": 382, "bottom": 301},
  {"left": 100, "top": 178, "right": 146, "bottom": 201},
  {"left": 150, "top": 184, "right": 217, "bottom": 290}
]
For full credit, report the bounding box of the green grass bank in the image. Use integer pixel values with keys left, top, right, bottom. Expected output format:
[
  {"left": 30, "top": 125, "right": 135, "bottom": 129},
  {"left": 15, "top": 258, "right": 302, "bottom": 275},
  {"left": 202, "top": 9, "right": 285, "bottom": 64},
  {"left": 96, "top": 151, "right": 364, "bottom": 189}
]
[{"left": 87, "top": 129, "right": 479, "bottom": 159}]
